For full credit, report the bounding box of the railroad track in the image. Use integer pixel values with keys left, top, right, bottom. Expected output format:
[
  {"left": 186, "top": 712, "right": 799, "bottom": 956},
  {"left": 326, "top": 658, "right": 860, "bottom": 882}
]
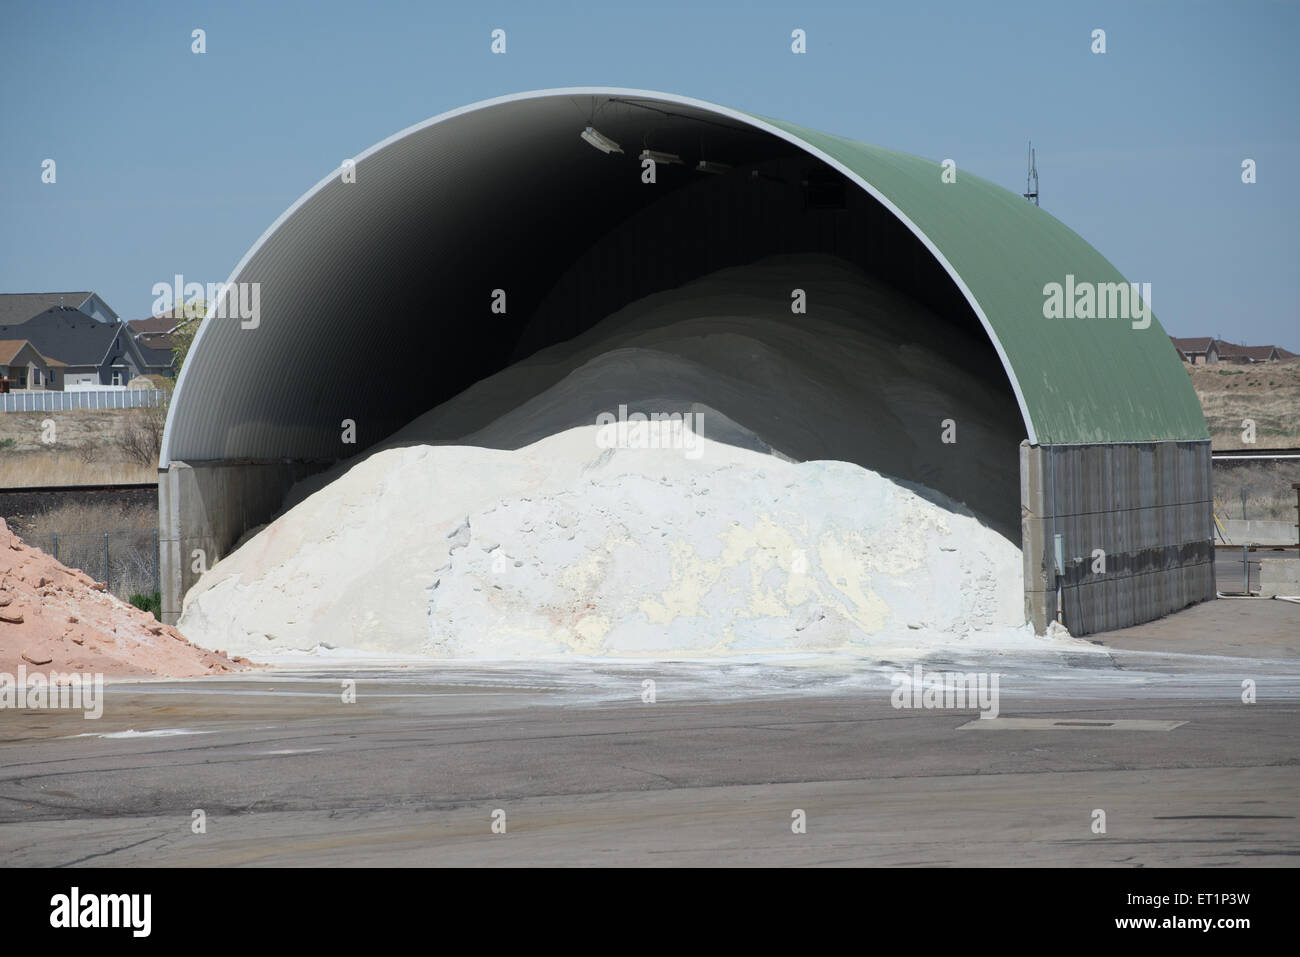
[
  {"left": 0, "top": 481, "right": 157, "bottom": 495},
  {"left": 1212, "top": 447, "right": 1300, "bottom": 459}
]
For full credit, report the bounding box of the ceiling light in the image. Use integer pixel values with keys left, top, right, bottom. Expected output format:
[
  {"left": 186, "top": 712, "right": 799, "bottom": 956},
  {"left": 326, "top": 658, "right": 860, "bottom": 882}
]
[
  {"left": 580, "top": 126, "right": 623, "bottom": 154},
  {"left": 639, "top": 149, "right": 683, "bottom": 166},
  {"left": 696, "top": 160, "right": 732, "bottom": 175}
]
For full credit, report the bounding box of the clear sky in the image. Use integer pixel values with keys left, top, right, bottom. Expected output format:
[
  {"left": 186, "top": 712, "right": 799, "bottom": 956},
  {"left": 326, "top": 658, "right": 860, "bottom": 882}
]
[{"left": 1, "top": 0, "right": 1296, "bottom": 349}]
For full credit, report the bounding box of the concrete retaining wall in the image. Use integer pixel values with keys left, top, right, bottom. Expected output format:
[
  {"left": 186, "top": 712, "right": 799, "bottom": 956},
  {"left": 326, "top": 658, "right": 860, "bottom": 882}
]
[
  {"left": 1021, "top": 440, "right": 1215, "bottom": 636},
  {"left": 1219, "top": 519, "right": 1299, "bottom": 547},
  {"left": 159, "top": 460, "right": 329, "bottom": 624},
  {"left": 1259, "top": 559, "right": 1300, "bottom": 598}
]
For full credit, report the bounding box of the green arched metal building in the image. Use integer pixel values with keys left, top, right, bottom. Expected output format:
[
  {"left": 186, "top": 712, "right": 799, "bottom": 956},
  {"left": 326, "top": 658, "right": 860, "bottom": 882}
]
[{"left": 160, "top": 88, "right": 1213, "bottom": 635}]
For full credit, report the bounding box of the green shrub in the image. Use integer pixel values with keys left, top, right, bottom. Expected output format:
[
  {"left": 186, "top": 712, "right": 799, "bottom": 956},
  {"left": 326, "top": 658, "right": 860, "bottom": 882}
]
[{"left": 129, "top": 590, "right": 162, "bottom": 620}]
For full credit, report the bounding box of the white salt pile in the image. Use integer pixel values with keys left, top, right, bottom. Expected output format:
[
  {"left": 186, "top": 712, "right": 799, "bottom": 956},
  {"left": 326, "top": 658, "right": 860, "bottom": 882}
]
[
  {"left": 181, "top": 430, "right": 1025, "bottom": 656},
  {"left": 179, "top": 255, "right": 1035, "bottom": 658},
  {"left": 282, "top": 254, "right": 1025, "bottom": 536}
]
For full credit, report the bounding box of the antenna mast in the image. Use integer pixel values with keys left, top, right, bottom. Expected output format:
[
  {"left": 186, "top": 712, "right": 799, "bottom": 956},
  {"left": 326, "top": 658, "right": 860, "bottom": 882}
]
[{"left": 1023, "top": 141, "right": 1039, "bottom": 206}]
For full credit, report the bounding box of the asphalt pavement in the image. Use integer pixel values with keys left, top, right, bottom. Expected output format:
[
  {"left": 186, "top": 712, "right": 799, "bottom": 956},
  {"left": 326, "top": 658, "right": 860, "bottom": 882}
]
[{"left": 1, "top": 599, "right": 1296, "bottom": 867}]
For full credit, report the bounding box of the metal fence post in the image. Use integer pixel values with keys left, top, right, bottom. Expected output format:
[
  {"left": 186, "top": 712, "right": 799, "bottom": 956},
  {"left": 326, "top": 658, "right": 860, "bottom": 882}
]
[
  {"left": 104, "top": 531, "right": 110, "bottom": 592},
  {"left": 1293, "top": 482, "right": 1300, "bottom": 550},
  {"left": 52, "top": 533, "right": 59, "bottom": 563}
]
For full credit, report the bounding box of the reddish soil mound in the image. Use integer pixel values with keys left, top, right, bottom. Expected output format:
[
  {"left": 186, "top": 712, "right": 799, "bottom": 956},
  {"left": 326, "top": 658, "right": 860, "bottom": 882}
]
[{"left": 0, "top": 518, "right": 255, "bottom": 678}]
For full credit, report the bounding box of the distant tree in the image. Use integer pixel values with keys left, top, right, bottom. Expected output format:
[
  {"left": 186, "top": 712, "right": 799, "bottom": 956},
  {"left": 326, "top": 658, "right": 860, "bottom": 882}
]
[
  {"left": 169, "top": 297, "right": 209, "bottom": 376},
  {"left": 170, "top": 319, "right": 198, "bottom": 376}
]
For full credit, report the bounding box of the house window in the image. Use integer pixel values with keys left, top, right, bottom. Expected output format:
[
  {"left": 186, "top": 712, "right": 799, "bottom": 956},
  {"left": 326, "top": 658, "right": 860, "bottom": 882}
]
[
  {"left": 112, "top": 371, "right": 122, "bottom": 386},
  {"left": 33, "top": 369, "right": 42, "bottom": 386}
]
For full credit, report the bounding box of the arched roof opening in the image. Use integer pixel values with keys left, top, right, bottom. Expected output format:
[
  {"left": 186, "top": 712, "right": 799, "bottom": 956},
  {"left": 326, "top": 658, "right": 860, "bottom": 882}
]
[{"left": 162, "top": 88, "right": 1205, "bottom": 538}]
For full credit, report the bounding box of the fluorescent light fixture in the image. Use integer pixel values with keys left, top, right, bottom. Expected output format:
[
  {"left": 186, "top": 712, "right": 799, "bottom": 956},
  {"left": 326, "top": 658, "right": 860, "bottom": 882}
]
[
  {"left": 580, "top": 126, "right": 623, "bottom": 154},
  {"left": 639, "top": 148, "right": 683, "bottom": 166},
  {"left": 696, "top": 159, "right": 732, "bottom": 175}
]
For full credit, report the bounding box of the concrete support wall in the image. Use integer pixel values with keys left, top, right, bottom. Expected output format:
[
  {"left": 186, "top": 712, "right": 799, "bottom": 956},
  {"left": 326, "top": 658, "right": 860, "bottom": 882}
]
[
  {"left": 159, "top": 459, "right": 328, "bottom": 624},
  {"left": 1020, "top": 440, "right": 1215, "bottom": 636}
]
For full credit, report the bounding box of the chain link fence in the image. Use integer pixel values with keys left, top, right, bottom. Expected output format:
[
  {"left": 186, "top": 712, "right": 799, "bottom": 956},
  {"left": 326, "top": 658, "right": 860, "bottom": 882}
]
[
  {"left": 22, "top": 529, "right": 160, "bottom": 600},
  {"left": 1214, "top": 460, "right": 1298, "bottom": 523}
]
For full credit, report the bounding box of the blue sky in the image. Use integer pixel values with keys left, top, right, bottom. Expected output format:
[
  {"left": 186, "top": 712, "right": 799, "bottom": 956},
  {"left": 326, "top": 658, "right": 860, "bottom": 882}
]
[{"left": 2, "top": 0, "right": 1296, "bottom": 348}]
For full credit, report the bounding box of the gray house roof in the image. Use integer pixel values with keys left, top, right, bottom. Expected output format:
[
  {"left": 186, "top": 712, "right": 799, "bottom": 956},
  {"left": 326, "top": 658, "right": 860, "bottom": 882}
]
[
  {"left": 137, "top": 342, "right": 176, "bottom": 372},
  {"left": 0, "top": 292, "right": 94, "bottom": 326},
  {"left": 0, "top": 306, "right": 148, "bottom": 370}
]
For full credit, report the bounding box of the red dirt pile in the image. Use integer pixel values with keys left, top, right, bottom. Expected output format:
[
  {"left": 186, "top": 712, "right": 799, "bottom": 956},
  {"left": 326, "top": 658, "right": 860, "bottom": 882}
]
[{"left": 0, "top": 518, "right": 254, "bottom": 678}]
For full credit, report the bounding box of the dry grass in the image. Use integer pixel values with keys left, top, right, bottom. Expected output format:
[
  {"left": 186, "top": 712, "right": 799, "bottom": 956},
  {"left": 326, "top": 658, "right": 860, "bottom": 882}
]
[
  {"left": 117, "top": 402, "right": 166, "bottom": 465},
  {"left": 0, "top": 408, "right": 158, "bottom": 487},
  {"left": 0, "top": 450, "right": 155, "bottom": 487},
  {"left": 1187, "top": 357, "right": 1300, "bottom": 450},
  {"left": 11, "top": 501, "right": 160, "bottom": 599},
  {"left": 20, "top": 500, "right": 157, "bottom": 536},
  {"left": 1214, "top": 460, "right": 1300, "bottom": 524}
]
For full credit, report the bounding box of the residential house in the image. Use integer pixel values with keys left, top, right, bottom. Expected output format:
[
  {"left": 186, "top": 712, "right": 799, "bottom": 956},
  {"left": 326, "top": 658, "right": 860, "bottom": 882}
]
[
  {"left": 0, "top": 339, "right": 66, "bottom": 391},
  {"left": 0, "top": 291, "right": 118, "bottom": 326},
  {"left": 127, "top": 310, "right": 191, "bottom": 375},
  {"left": 1170, "top": 336, "right": 1219, "bottom": 364},
  {"left": 135, "top": 342, "right": 176, "bottom": 376},
  {"left": 1168, "top": 335, "right": 1296, "bottom": 365},
  {"left": 127, "top": 309, "right": 187, "bottom": 342},
  {"left": 1215, "top": 341, "right": 1282, "bottom": 364},
  {"left": 0, "top": 306, "right": 152, "bottom": 387}
]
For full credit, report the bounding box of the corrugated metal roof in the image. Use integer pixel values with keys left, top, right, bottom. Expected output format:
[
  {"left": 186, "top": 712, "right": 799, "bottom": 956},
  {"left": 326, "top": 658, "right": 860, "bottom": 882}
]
[
  {"left": 162, "top": 88, "right": 1207, "bottom": 468},
  {"left": 754, "top": 116, "right": 1206, "bottom": 445}
]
